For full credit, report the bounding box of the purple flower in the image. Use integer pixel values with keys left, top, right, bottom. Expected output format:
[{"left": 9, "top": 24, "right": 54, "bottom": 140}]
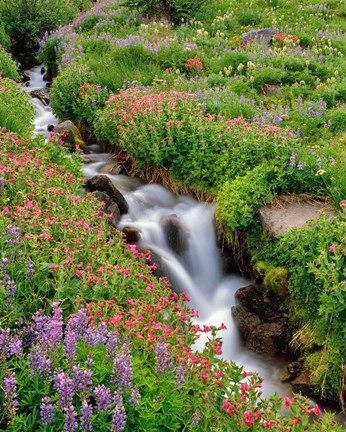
[
  {"left": 40, "top": 396, "right": 55, "bottom": 425},
  {"left": 191, "top": 409, "right": 201, "bottom": 426},
  {"left": 4, "top": 371, "right": 18, "bottom": 420},
  {"left": 289, "top": 153, "right": 296, "bottom": 167},
  {"left": 155, "top": 341, "right": 173, "bottom": 374},
  {"left": 28, "top": 344, "right": 52, "bottom": 378},
  {"left": 63, "top": 405, "right": 78, "bottom": 431},
  {"left": 111, "top": 399, "right": 126, "bottom": 432},
  {"left": 175, "top": 364, "right": 185, "bottom": 385},
  {"left": 129, "top": 385, "right": 141, "bottom": 409},
  {"left": 80, "top": 400, "right": 93, "bottom": 431},
  {"left": 72, "top": 365, "right": 93, "bottom": 397},
  {"left": 94, "top": 384, "right": 112, "bottom": 412},
  {"left": 54, "top": 371, "right": 75, "bottom": 409},
  {"left": 112, "top": 343, "right": 133, "bottom": 389},
  {"left": 3, "top": 225, "right": 21, "bottom": 247}
]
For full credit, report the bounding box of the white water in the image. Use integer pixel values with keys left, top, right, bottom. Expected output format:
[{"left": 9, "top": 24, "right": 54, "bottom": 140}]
[{"left": 21, "top": 66, "right": 297, "bottom": 400}]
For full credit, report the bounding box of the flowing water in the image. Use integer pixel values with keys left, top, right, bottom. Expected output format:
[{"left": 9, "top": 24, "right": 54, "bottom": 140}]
[{"left": 23, "top": 66, "right": 346, "bottom": 423}]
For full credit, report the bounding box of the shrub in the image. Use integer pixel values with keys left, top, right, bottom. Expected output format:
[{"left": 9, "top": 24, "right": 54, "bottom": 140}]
[
  {"left": 122, "top": 0, "right": 207, "bottom": 23},
  {"left": 237, "top": 10, "right": 262, "bottom": 26},
  {"left": 0, "top": 19, "right": 10, "bottom": 50},
  {"left": 50, "top": 62, "right": 92, "bottom": 120},
  {"left": 0, "top": 77, "right": 34, "bottom": 137},
  {"left": 0, "top": 46, "right": 19, "bottom": 80}
]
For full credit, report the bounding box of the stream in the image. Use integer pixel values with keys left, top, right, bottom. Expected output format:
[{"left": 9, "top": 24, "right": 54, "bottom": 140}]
[{"left": 22, "top": 66, "right": 346, "bottom": 423}]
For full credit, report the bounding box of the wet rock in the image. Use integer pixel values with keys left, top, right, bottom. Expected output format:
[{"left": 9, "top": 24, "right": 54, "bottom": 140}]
[
  {"left": 85, "top": 143, "right": 105, "bottom": 154},
  {"left": 231, "top": 305, "right": 262, "bottom": 339},
  {"left": 82, "top": 155, "right": 96, "bottom": 164},
  {"left": 30, "top": 87, "right": 50, "bottom": 105},
  {"left": 262, "top": 83, "right": 283, "bottom": 96},
  {"left": 41, "top": 67, "right": 45, "bottom": 74},
  {"left": 21, "top": 71, "right": 30, "bottom": 83},
  {"left": 259, "top": 196, "right": 338, "bottom": 237},
  {"left": 54, "top": 120, "right": 85, "bottom": 151},
  {"left": 161, "top": 215, "right": 188, "bottom": 255},
  {"left": 99, "top": 163, "right": 124, "bottom": 175},
  {"left": 91, "top": 190, "right": 120, "bottom": 226},
  {"left": 291, "top": 370, "right": 312, "bottom": 397},
  {"left": 278, "top": 362, "right": 302, "bottom": 382},
  {"left": 242, "top": 28, "right": 275, "bottom": 43},
  {"left": 122, "top": 226, "right": 140, "bottom": 244},
  {"left": 47, "top": 124, "right": 55, "bottom": 132},
  {"left": 138, "top": 246, "right": 167, "bottom": 279},
  {"left": 246, "top": 322, "right": 286, "bottom": 355},
  {"left": 235, "top": 284, "right": 263, "bottom": 313},
  {"left": 85, "top": 175, "right": 129, "bottom": 215}
]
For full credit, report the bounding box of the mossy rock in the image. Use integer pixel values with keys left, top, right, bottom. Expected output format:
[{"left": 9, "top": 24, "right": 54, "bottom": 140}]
[
  {"left": 263, "top": 266, "right": 289, "bottom": 296},
  {"left": 54, "top": 120, "right": 85, "bottom": 151}
]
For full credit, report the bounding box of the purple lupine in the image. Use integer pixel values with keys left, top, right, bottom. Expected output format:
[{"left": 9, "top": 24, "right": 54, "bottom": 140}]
[
  {"left": 0, "top": 328, "right": 22, "bottom": 359},
  {"left": 107, "top": 331, "right": 119, "bottom": 360},
  {"left": 0, "top": 177, "right": 4, "bottom": 192},
  {"left": 111, "top": 399, "right": 127, "bottom": 432},
  {"left": 25, "top": 259, "right": 34, "bottom": 278},
  {"left": 3, "top": 277, "right": 17, "bottom": 301},
  {"left": 64, "top": 324, "right": 78, "bottom": 366},
  {"left": 4, "top": 371, "right": 18, "bottom": 421},
  {"left": 4, "top": 225, "right": 21, "bottom": 247},
  {"left": 40, "top": 396, "right": 55, "bottom": 425},
  {"left": 289, "top": 153, "right": 296, "bottom": 167},
  {"left": 47, "top": 302, "right": 63, "bottom": 350},
  {"left": 191, "top": 409, "right": 201, "bottom": 426},
  {"left": 28, "top": 345, "right": 52, "bottom": 378},
  {"left": 80, "top": 399, "right": 93, "bottom": 431},
  {"left": 297, "top": 161, "right": 306, "bottom": 170},
  {"left": 94, "top": 384, "right": 112, "bottom": 412},
  {"left": 112, "top": 343, "right": 133, "bottom": 389},
  {"left": 63, "top": 405, "right": 78, "bottom": 431},
  {"left": 175, "top": 364, "right": 185, "bottom": 385},
  {"left": 129, "top": 385, "right": 141, "bottom": 409},
  {"left": 72, "top": 365, "right": 93, "bottom": 397},
  {"left": 53, "top": 371, "right": 75, "bottom": 409},
  {"left": 155, "top": 341, "right": 173, "bottom": 374},
  {"left": 85, "top": 321, "right": 109, "bottom": 348}
]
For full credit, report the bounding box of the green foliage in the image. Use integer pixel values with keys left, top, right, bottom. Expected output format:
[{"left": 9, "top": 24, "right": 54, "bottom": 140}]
[
  {"left": 37, "top": 35, "right": 60, "bottom": 76},
  {"left": 237, "top": 10, "right": 262, "bottom": 26},
  {"left": 250, "top": 208, "right": 346, "bottom": 403},
  {"left": 50, "top": 62, "right": 92, "bottom": 120},
  {"left": 121, "top": 0, "right": 207, "bottom": 23},
  {"left": 0, "top": 19, "right": 10, "bottom": 50},
  {"left": 0, "top": 45, "right": 19, "bottom": 80},
  {"left": 327, "top": 108, "right": 346, "bottom": 132},
  {"left": 263, "top": 266, "right": 289, "bottom": 296},
  {"left": 0, "top": 0, "right": 95, "bottom": 64},
  {"left": 0, "top": 77, "right": 34, "bottom": 137}
]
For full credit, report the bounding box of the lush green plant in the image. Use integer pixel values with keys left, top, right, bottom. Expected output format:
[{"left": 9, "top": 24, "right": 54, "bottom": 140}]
[
  {"left": 0, "top": 77, "right": 34, "bottom": 136},
  {"left": 0, "top": 19, "right": 10, "bottom": 50},
  {"left": 121, "top": 0, "right": 207, "bottom": 23},
  {"left": 0, "top": 45, "right": 19, "bottom": 80},
  {"left": 50, "top": 62, "right": 92, "bottom": 120},
  {"left": 37, "top": 35, "right": 60, "bottom": 77}
]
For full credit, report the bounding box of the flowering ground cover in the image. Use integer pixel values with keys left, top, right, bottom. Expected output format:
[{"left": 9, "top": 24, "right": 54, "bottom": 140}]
[{"left": 1, "top": 131, "right": 342, "bottom": 430}]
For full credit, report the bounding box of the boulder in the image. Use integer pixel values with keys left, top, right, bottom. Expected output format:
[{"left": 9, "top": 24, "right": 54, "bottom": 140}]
[
  {"left": 91, "top": 191, "right": 120, "bottom": 226},
  {"left": 54, "top": 120, "right": 85, "bottom": 151},
  {"left": 246, "top": 322, "right": 287, "bottom": 355},
  {"left": 30, "top": 87, "right": 50, "bottom": 105},
  {"left": 99, "top": 162, "right": 124, "bottom": 175},
  {"left": 161, "top": 215, "right": 188, "bottom": 255},
  {"left": 21, "top": 71, "right": 30, "bottom": 83},
  {"left": 122, "top": 226, "right": 140, "bottom": 244},
  {"left": 242, "top": 28, "right": 275, "bottom": 43},
  {"left": 291, "top": 370, "right": 312, "bottom": 397},
  {"left": 231, "top": 305, "right": 262, "bottom": 339},
  {"left": 47, "top": 124, "right": 55, "bottom": 132},
  {"left": 235, "top": 284, "right": 263, "bottom": 313},
  {"left": 259, "top": 196, "right": 337, "bottom": 237},
  {"left": 85, "top": 175, "right": 129, "bottom": 215},
  {"left": 278, "top": 361, "right": 302, "bottom": 382}
]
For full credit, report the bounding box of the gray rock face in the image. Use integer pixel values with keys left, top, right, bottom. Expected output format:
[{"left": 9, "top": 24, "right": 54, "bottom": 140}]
[
  {"left": 85, "top": 175, "right": 129, "bottom": 215},
  {"left": 161, "top": 215, "right": 188, "bottom": 256},
  {"left": 91, "top": 190, "right": 120, "bottom": 226},
  {"left": 30, "top": 87, "right": 50, "bottom": 105},
  {"left": 242, "top": 28, "right": 275, "bottom": 43},
  {"left": 54, "top": 120, "right": 85, "bottom": 150},
  {"left": 259, "top": 196, "right": 337, "bottom": 237},
  {"left": 246, "top": 322, "right": 286, "bottom": 355},
  {"left": 99, "top": 162, "right": 124, "bottom": 175},
  {"left": 231, "top": 305, "right": 262, "bottom": 338},
  {"left": 122, "top": 226, "right": 140, "bottom": 244},
  {"left": 235, "top": 284, "right": 263, "bottom": 313}
]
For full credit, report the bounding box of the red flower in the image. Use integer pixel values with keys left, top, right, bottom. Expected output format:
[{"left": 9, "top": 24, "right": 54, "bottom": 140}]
[
  {"left": 244, "top": 410, "right": 254, "bottom": 427},
  {"left": 200, "top": 372, "right": 209, "bottom": 381}
]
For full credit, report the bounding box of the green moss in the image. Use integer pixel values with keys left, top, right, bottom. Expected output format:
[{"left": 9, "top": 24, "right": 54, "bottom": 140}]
[{"left": 263, "top": 266, "right": 289, "bottom": 296}]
